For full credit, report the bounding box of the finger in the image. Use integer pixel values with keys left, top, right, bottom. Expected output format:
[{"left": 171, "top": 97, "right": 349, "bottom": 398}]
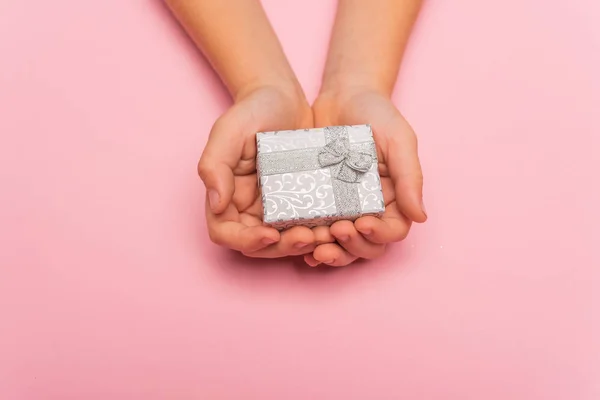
[
  {"left": 330, "top": 220, "right": 386, "bottom": 259},
  {"left": 312, "top": 243, "right": 359, "bottom": 267},
  {"left": 206, "top": 203, "right": 280, "bottom": 252},
  {"left": 304, "top": 254, "right": 321, "bottom": 267},
  {"left": 244, "top": 226, "right": 315, "bottom": 258},
  {"left": 313, "top": 225, "right": 335, "bottom": 244},
  {"left": 232, "top": 175, "right": 261, "bottom": 213},
  {"left": 198, "top": 118, "right": 243, "bottom": 215},
  {"left": 355, "top": 210, "right": 411, "bottom": 244},
  {"left": 198, "top": 160, "right": 235, "bottom": 215},
  {"left": 384, "top": 117, "right": 427, "bottom": 223},
  {"left": 304, "top": 226, "right": 337, "bottom": 267}
]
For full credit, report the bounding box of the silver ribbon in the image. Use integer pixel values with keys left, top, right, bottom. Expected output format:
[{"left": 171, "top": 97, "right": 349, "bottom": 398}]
[
  {"left": 318, "top": 133, "right": 374, "bottom": 183},
  {"left": 258, "top": 126, "right": 377, "bottom": 218}
]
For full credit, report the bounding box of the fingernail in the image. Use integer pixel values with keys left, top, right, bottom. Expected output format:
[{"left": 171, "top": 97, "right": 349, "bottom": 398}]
[
  {"left": 294, "top": 242, "right": 308, "bottom": 249},
  {"left": 420, "top": 199, "right": 427, "bottom": 217},
  {"left": 262, "top": 237, "right": 277, "bottom": 245},
  {"left": 304, "top": 256, "right": 320, "bottom": 267},
  {"left": 323, "top": 259, "right": 335, "bottom": 265},
  {"left": 208, "top": 190, "right": 220, "bottom": 211},
  {"left": 337, "top": 235, "right": 349, "bottom": 242},
  {"left": 361, "top": 229, "right": 372, "bottom": 236}
]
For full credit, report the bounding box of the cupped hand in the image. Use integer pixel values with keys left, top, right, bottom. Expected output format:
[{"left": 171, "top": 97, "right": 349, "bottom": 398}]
[
  {"left": 304, "top": 89, "right": 427, "bottom": 267},
  {"left": 199, "top": 85, "right": 334, "bottom": 257}
]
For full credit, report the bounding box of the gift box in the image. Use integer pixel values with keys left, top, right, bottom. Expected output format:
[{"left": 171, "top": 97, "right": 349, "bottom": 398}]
[{"left": 256, "top": 124, "right": 385, "bottom": 230}]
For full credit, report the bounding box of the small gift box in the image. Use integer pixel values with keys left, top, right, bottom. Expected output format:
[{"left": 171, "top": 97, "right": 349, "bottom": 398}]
[{"left": 256, "top": 125, "right": 385, "bottom": 230}]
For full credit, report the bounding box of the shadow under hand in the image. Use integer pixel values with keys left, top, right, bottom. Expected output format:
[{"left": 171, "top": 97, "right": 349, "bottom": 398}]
[{"left": 205, "top": 243, "right": 415, "bottom": 299}]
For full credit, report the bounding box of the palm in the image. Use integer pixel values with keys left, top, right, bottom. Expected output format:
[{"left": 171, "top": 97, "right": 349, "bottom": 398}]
[
  {"left": 306, "top": 90, "right": 424, "bottom": 266},
  {"left": 201, "top": 86, "right": 325, "bottom": 257},
  {"left": 316, "top": 91, "right": 414, "bottom": 224},
  {"left": 230, "top": 174, "right": 263, "bottom": 227},
  {"left": 212, "top": 89, "right": 293, "bottom": 227}
]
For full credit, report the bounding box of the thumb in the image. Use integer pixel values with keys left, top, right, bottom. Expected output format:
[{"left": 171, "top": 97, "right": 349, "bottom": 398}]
[
  {"left": 198, "top": 113, "right": 245, "bottom": 215},
  {"left": 197, "top": 157, "right": 235, "bottom": 215},
  {"left": 385, "top": 121, "right": 427, "bottom": 223}
]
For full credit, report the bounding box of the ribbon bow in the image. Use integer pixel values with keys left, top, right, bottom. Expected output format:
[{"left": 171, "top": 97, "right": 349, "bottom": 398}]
[{"left": 318, "top": 138, "right": 374, "bottom": 183}]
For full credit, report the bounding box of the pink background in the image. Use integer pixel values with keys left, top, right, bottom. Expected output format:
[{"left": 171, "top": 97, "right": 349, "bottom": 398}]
[{"left": 1, "top": 0, "right": 599, "bottom": 398}]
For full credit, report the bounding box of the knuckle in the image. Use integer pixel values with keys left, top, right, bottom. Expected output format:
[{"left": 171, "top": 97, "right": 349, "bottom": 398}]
[
  {"left": 290, "top": 246, "right": 315, "bottom": 257},
  {"left": 394, "top": 127, "right": 417, "bottom": 147},
  {"left": 197, "top": 159, "right": 214, "bottom": 181},
  {"left": 395, "top": 227, "right": 410, "bottom": 242},
  {"left": 207, "top": 226, "right": 224, "bottom": 246},
  {"left": 209, "top": 115, "right": 228, "bottom": 137},
  {"left": 414, "top": 170, "right": 424, "bottom": 185},
  {"left": 410, "top": 131, "right": 419, "bottom": 145}
]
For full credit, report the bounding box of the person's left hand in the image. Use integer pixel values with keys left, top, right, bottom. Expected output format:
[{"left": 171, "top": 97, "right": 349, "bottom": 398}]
[{"left": 304, "top": 88, "right": 427, "bottom": 267}]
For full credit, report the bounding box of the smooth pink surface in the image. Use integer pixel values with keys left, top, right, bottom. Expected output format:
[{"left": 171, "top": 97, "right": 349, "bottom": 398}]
[{"left": 1, "top": 0, "right": 599, "bottom": 398}]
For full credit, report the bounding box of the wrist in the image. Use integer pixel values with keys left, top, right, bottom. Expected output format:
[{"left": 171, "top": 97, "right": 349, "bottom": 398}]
[
  {"left": 234, "top": 78, "right": 313, "bottom": 128},
  {"left": 313, "top": 81, "right": 388, "bottom": 127},
  {"left": 319, "top": 71, "right": 394, "bottom": 101},
  {"left": 233, "top": 74, "right": 305, "bottom": 105},
  {"left": 315, "top": 80, "right": 385, "bottom": 115}
]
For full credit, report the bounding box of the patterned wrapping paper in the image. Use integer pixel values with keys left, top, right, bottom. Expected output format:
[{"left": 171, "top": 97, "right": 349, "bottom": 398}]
[{"left": 256, "top": 125, "right": 385, "bottom": 230}]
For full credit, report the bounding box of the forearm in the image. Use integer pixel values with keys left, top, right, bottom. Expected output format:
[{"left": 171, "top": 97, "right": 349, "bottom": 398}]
[
  {"left": 165, "top": 0, "right": 302, "bottom": 101},
  {"left": 321, "top": 0, "right": 422, "bottom": 97}
]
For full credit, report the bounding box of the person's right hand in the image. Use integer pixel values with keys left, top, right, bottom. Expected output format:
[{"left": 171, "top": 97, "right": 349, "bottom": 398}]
[
  {"left": 304, "top": 88, "right": 427, "bottom": 267},
  {"left": 199, "top": 85, "right": 334, "bottom": 257}
]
